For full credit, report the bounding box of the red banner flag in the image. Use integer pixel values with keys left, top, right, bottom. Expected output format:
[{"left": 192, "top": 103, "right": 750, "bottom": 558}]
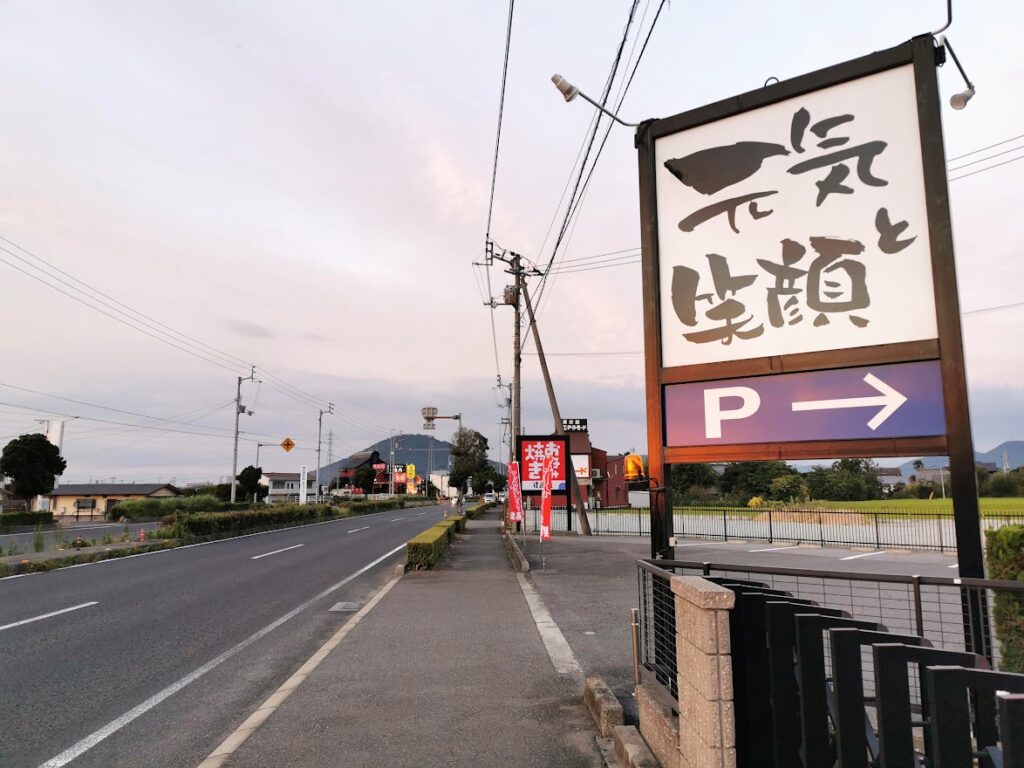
[
  {"left": 540, "top": 455, "right": 554, "bottom": 541},
  {"left": 508, "top": 460, "right": 524, "bottom": 523}
]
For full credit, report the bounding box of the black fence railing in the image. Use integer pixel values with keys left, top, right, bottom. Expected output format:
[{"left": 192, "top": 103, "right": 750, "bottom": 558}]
[
  {"left": 636, "top": 558, "right": 1024, "bottom": 767},
  {"left": 523, "top": 505, "right": 1024, "bottom": 552}
]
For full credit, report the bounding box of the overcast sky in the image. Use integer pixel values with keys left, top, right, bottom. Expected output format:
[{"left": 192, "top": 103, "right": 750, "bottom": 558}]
[{"left": 1, "top": 1, "right": 1021, "bottom": 483}]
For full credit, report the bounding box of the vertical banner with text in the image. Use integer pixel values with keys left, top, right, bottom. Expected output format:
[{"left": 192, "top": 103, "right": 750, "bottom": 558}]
[
  {"left": 539, "top": 456, "right": 553, "bottom": 541},
  {"left": 508, "top": 460, "right": 524, "bottom": 523}
]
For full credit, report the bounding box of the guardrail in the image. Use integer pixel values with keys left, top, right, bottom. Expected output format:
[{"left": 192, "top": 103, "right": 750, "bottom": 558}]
[{"left": 523, "top": 505, "right": 1024, "bottom": 552}]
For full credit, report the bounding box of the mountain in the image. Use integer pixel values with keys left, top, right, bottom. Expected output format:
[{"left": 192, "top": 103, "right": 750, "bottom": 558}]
[
  {"left": 897, "top": 440, "right": 1024, "bottom": 477},
  {"left": 361, "top": 434, "right": 457, "bottom": 476}
]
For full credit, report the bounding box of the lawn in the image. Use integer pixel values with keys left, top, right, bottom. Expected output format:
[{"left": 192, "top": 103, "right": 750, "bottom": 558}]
[{"left": 810, "top": 498, "right": 1024, "bottom": 513}]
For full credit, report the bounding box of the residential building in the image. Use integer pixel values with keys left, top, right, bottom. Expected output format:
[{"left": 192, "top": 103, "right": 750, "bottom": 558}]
[
  {"left": 49, "top": 483, "right": 180, "bottom": 520},
  {"left": 260, "top": 471, "right": 315, "bottom": 504}
]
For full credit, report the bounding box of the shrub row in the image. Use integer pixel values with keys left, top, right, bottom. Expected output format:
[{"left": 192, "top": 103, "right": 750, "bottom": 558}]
[
  {"left": 406, "top": 516, "right": 463, "bottom": 569},
  {"left": 465, "top": 501, "right": 495, "bottom": 519},
  {"left": 986, "top": 524, "right": 1024, "bottom": 673},
  {"left": 112, "top": 495, "right": 235, "bottom": 520},
  {"left": 0, "top": 511, "right": 53, "bottom": 528},
  {"left": 0, "top": 539, "right": 177, "bottom": 577}
]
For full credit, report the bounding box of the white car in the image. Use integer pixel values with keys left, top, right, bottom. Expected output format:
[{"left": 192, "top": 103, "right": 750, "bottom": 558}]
[{"left": 483, "top": 492, "right": 497, "bottom": 503}]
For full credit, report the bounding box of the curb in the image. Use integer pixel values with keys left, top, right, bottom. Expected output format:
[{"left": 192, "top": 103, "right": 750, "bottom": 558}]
[
  {"left": 502, "top": 530, "right": 530, "bottom": 572},
  {"left": 613, "top": 725, "right": 659, "bottom": 768},
  {"left": 583, "top": 676, "right": 624, "bottom": 738}
]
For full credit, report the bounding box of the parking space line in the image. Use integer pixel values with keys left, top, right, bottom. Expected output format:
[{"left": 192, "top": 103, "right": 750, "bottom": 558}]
[
  {"left": 675, "top": 541, "right": 727, "bottom": 548},
  {"left": 948, "top": 563, "right": 959, "bottom": 569},
  {"left": 748, "top": 545, "right": 802, "bottom": 553},
  {"left": 0, "top": 601, "right": 98, "bottom": 632},
  {"left": 251, "top": 544, "right": 303, "bottom": 561},
  {"left": 840, "top": 550, "right": 885, "bottom": 561}
]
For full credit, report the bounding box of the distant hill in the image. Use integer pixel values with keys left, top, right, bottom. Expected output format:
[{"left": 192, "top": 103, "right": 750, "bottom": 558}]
[
  {"left": 361, "top": 434, "right": 457, "bottom": 476},
  {"left": 897, "top": 440, "right": 1024, "bottom": 476}
]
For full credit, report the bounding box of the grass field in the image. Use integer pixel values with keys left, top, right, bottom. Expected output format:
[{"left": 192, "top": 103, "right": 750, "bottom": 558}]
[{"left": 810, "top": 498, "right": 1024, "bottom": 513}]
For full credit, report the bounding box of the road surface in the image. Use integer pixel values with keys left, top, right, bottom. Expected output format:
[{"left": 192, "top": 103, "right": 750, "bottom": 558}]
[{"left": 0, "top": 504, "right": 449, "bottom": 768}]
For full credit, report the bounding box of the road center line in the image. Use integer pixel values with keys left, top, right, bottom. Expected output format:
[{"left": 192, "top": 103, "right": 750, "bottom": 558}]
[
  {"left": 748, "top": 545, "right": 802, "bottom": 553},
  {"left": 390, "top": 517, "right": 405, "bottom": 522},
  {"left": 251, "top": 544, "right": 304, "bottom": 560},
  {"left": 36, "top": 542, "right": 408, "bottom": 768},
  {"left": 0, "top": 602, "right": 98, "bottom": 632},
  {"left": 840, "top": 550, "right": 885, "bottom": 561},
  {"left": 347, "top": 526, "right": 370, "bottom": 534}
]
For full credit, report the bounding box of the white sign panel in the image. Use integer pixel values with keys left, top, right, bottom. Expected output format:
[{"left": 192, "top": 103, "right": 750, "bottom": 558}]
[
  {"left": 571, "top": 453, "right": 591, "bottom": 481},
  {"left": 655, "top": 64, "right": 937, "bottom": 367}
]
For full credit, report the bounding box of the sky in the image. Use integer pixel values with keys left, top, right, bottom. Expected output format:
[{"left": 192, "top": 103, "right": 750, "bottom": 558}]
[{"left": 0, "top": 0, "right": 1021, "bottom": 483}]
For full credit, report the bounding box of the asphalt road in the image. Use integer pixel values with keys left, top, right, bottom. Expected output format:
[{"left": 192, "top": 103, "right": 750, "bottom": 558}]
[
  {"left": 0, "top": 522, "right": 160, "bottom": 554},
  {"left": 0, "top": 504, "right": 451, "bottom": 768}
]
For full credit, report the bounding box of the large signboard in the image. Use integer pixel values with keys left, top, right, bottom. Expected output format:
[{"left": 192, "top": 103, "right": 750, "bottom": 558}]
[
  {"left": 517, "top": 435, "right": 568, "bottom": 495},
  {"left": 636, "top": 37, "right": 981, "bottom": 572}
]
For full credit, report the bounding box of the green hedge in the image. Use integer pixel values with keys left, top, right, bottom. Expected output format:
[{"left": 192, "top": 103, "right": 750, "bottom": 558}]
[
  {"left": 406, "top": 518, "right": 461, "bottom": 569},
  {"left": 112, "top": 495, "right": 230, "bottom": 520},
  {"left": 465, "top": 501, "right": 496, "bottom": 519},
  {"left": 0, "top": 511, "right": 53, "bottom": 528},
  {"left": 986, "top": 524, "right": 1024, "bottom": 672},
  {"left": 157, "top": 504, "right": 340, "bottom": 538}
]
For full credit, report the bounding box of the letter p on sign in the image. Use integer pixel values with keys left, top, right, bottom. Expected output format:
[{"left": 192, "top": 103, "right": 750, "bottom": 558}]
[{"left": 704, "top": 386, "right": 760, "bottom": 439}]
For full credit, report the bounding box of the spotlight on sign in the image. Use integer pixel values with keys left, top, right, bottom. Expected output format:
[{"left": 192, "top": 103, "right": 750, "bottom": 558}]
[{"left": 950, "top": 86, "right": 975, "bottom": 110}]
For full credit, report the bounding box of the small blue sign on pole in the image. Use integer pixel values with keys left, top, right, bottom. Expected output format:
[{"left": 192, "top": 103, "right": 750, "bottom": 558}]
[{"left": 664, "top": 360, "right": 946, "bottom": 447}]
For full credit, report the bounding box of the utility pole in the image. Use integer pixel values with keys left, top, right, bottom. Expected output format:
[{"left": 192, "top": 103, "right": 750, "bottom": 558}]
[
  {"left": 521, "top": 281, "right": 592, "bottom": 535},
  {"left": 327, "top": 429, "right": 334, "bottom": 466},
  {"left": 316, "top": 403, "right": 334, "bottom": 504},
  {"left": 230, "top": 366, "right": 256, "bottom": 504},
  {"left": 388, "top": 432, "right": 399, "bottom": 497},
  {"left": 512, "top": 252, "right": 522, "bottom": 463}
]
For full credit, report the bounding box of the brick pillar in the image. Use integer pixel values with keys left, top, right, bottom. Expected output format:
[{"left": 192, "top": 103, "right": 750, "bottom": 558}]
[{"left": 672, "top": 576, "right": 735, "bottom": 768}]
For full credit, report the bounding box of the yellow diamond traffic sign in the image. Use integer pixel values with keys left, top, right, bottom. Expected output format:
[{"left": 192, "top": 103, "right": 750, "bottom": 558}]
[{"left": 281, "top": 437, "right": 295, "bottom": 452}]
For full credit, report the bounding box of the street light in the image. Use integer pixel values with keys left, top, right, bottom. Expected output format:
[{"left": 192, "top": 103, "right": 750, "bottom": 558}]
[
  {"left": 550, "top": 74, "right": 641, "bottom": 127},
  {"left": 940, "top": 37, "right": 976, "bottom": 110}
]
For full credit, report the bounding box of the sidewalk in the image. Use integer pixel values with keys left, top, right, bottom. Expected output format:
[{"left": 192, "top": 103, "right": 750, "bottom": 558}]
[{"left": 216, "top": 509, "right": 605, "bottom": 768}]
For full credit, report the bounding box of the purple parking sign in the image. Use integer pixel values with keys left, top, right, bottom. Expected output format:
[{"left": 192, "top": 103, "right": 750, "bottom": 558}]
[{"left": 664, "top": 360, "right": 946, "bottom": 447}]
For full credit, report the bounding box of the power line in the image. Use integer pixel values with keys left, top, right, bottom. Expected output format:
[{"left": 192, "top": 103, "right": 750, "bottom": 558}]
[
  {"left": 947, "top": 145, "right": 1024, "bottom": 173},
  {"left": 947, "top": 132, "right": 1024, "bottom": 162},
  {"left": 484, "top": 0, "right": 515, "bottom": 242},
  {"left": 949, "top": 153, "right": 1024, "bottom": 182}
]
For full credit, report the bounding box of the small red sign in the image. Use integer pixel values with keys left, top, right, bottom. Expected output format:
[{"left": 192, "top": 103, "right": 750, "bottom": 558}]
[
  {"left": 508, "top": 461, "right": 523, "bottom": 523},
  {"left": 540, "top": 456, "right": 553, "bottom": 541}
]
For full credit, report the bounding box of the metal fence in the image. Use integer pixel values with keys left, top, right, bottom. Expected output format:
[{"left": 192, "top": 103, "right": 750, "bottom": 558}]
[
  {"left": 523, "top": 505, "right": 1024, "bottom": 552},
  {"left": 637, "top": 558, "right": 1024, "bottom": 766}
]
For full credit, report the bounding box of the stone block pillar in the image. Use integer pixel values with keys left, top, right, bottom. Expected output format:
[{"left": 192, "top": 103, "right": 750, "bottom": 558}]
[{"left": 672, "top": 576, "right": 735, "bottom": 768}]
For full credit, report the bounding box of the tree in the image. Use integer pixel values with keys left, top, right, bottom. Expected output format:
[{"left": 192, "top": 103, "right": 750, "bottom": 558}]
[
  {"left": 352, "top": 465, "right": 376, "bottom": 494},
  {"left": 805, "top": 458, "right": 883, "bottom": 501},
  {"left": 671, "top": 463, "right": 719, "bottom": 500},
  {"left": 448, "top": 428, "right": 490, "bottom": 495},
  {"left": 719, "top": 461, "right": 796, "bottom": 498},
  {"left": 236, "top": 465, "right": 268, "bottom": 503},
  {"left": 767, "top": 474, "right": 810, "bottom": 502},
  {"left": 0, "top": 433, "right": 67, "bottom": 503}
]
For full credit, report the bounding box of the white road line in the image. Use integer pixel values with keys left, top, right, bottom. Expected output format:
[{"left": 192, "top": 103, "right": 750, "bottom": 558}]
[
  {"left": 36, "top": 542, "right": 407, "bottom": 768},
  {"left": 748, "top": 545, "right": 802, "bottom": 553},
  {"left": 840, "top": 550, "right": 886, "bottom": 561},
  {"left": 949, "top": 563, "right": 959, "bottom": 569},
  {"left": 390, "top": 517, "right": 405, "bottom": 522},
  {"left": 347, "top": 526, "right": 370, "bottom": 534},
  {"left": 197, "top": 571, "right": 403, "bottom": 767},
  {"left": 516, "top": 573, "right": 581, "bottom": 677},
  {"left": 250, "top": 544, "right": 304, "bottom": 560},
  {"left": 0, "top": 602, "right": 98, "bottom": 632}
]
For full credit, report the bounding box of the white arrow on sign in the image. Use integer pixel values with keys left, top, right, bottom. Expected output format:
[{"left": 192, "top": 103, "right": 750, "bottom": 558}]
[{"left": 791, "top": 373, "right": 908, "bottom": 430}]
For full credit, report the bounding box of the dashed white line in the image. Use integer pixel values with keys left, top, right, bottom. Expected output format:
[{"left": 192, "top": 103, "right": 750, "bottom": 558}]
[
  {"left": 840, "top": 550, "right": 886, "bottom": 561},
  {"left": 390, "top": 517, "right": 405, "bottom": 522},
  {"left": 347, "top": 526, "right": 370, "bottom": 534},
  {"left": 948, "top": 563, "right": 959, "bottom": 569},
  {"left": 0, "top": 602, "right": 98, "bottom": 632},
  {"left": 748, "top": 545, "right": 802, "bottom": 553},
  {"left": 250, "top": 544, "right": 304, "bottom": 560},
  {"left": 36, "top": 543, "right": 407, "bottom": 768}
]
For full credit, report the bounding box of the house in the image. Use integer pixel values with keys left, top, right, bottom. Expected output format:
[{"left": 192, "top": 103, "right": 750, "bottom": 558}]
[
  {"left": 331, "top": 450, "right": 383, "bottom": 490},
  {"left": 603, "top": 455, "right": 629, "bottom": 507},
  {"left": 260, "top": 471, "right": 315, "bottom": 504},
  {"left": 874, "top": 466, "right": 904, "bottom": 489},
  {"left": 49, "top": 483, "right": 180, "bottom": 520}
]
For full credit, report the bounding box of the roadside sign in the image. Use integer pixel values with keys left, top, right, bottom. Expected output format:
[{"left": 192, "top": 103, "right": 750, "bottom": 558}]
[
  {"left": 508, "top": 460, "right": 523, "bottom": 523},
  {"left": 281, "top": 438, "right": 295, "bottom": 453},
  {"left": 540, "top": 456, "right": 553, "bottom": 541},
  {"left": 664, "top": 360, "right": 945, "bottom": 452},
  {"left": 561, "top": 418, "right": 588, "bottom": 432},
  {"left": 516, "top": 435, "right": 568, "bottom": 494},
  {"left": 636, "top": 36, "right": 983, "bottom": 574}
]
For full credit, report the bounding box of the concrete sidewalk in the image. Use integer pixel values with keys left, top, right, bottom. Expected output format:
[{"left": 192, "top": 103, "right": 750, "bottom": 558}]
[{"left": 215, "top": 510, "right": 605, "bottom": 768}]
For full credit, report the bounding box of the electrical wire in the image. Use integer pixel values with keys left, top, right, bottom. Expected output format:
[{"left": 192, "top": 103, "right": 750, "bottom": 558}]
[
  {"left": 947, "top": 133, "right": 1024, "bottom": 162},
  {"left": 947, "top": 145, "right": 1024, "bottom": 173},
  {"left": 948, "top": 153, "right": 1024, "bottom": 181}
]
